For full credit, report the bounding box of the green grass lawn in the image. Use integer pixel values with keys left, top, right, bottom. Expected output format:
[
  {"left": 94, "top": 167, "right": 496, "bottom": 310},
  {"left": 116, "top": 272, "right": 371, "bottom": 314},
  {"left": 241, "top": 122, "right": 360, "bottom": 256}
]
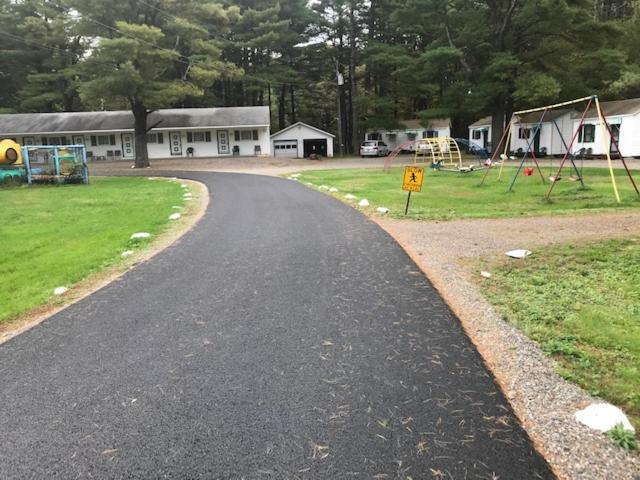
[
  {"left": 0, "top": 176, "right": 186, "bottom": 323},
  {"left": 478, "top": 238, "right": 640, "bottom": 429},
  {"left": 299, "top": 166, "right": 640, "bottom": 220}
]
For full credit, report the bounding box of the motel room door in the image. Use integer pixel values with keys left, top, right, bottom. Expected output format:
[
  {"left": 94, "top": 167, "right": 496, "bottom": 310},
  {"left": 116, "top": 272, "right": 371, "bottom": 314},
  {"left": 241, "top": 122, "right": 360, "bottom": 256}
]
[
  {"left": 169, "top": 132, "right": 183, "bottom": 156},
  {"left": 217, "top": 130, "right": 230, "bottom": 154},
  {"left": 121, "top": 133, "right": 135, "bottom": 159}
]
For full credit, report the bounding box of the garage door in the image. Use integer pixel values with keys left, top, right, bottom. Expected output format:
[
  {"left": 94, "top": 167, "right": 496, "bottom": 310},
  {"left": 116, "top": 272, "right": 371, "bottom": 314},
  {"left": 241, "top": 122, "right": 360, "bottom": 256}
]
[{"left": 274, "top": 140, "right": 298, "bottom": 158}]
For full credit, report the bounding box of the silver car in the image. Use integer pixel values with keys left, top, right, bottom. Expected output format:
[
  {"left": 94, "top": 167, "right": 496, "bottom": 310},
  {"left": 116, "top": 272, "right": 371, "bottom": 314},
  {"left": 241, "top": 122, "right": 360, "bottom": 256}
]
[{"left": 360, "top": 140, "right": 390, "bottom": 157}]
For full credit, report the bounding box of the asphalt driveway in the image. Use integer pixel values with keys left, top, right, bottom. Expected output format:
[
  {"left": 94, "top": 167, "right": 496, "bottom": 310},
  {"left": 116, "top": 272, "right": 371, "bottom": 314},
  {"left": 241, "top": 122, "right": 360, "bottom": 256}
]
[{"left": 0, "top": 172, "right": 554, "bottom": 479}]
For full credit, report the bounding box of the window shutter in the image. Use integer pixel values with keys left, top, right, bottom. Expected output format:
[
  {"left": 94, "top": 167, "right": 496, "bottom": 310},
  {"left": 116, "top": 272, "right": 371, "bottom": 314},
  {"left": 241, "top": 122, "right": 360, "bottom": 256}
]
[
  {"left": 252, "top": 129, "right": 258, "bottom": 140},
  {"left": 158, "top": 132, "right": 164, "bottom": 144},
  {"left": 205, "top": 131, "right": 211, "bottom": 142},
  {"left": 110, "top": 134, "right": 116, "bottom": 145},
  {"left": 91, "top": 135, "right": 97, "bottom": 146},
  {"left": 234, "top": 131, "right": 240, "bottom": 141},
  {"left": 187, "top": 132, "right": 193, "bottom": 143}
]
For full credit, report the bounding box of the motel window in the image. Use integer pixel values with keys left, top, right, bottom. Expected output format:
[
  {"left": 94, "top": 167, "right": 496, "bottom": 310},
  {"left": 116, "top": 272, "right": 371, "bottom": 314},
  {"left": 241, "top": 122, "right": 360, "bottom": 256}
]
[
  {"left": 146, "top": 133, "right": 164, "bottom": 144},
  {"left": 472, "top": 130, "right": 482, "bottom": 140},
  {"left": 368, "top": 133, "right": 381, "bottom": 140},
  {"left": 578, "top": 124, "right": 595, "bottom": 143},
  {"left": 234, "top": 130, "right": 259, "bottom": 141},
  {"left": 90, "top": 135, "right": 116, "bottom": 146},
  {"left": 518, "top": 128, "right": 530, "bottom": 139},
  {"left": 423, "top": 130, "right": 438, "bottom": 138},
  {"left": 42, "top": 136, "right": 69, "bottom": 145},
  {"left": 187, "top": 131, "right": 212, "bottom": 143}
]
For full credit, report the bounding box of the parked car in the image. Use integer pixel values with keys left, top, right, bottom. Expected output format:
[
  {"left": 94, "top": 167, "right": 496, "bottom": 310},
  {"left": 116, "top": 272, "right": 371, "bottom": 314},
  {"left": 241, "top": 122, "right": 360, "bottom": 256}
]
[{"left": 360, "top": 140, "right": 390, "bottom": 157}]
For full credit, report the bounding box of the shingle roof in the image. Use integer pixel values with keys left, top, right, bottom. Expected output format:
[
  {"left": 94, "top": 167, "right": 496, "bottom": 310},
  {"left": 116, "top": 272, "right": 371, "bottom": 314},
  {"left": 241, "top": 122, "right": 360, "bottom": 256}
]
[
  {"left": 582, "top": 98, "right": 640, "bottom": 118},
  {"left": 401, "top": 118, "right": 450, "bottom": 130},
  {"left": 0, "top": 106, "right": 270, "bottom": 135},
  {"left": 517, "top": 109, "right": 574, "bottom": 125},
  {"left": 271, "top": 122, "right": 335, "bottom": 138},
  {"left": 469, "top": 116, "right": 491, "bottom": 128}
]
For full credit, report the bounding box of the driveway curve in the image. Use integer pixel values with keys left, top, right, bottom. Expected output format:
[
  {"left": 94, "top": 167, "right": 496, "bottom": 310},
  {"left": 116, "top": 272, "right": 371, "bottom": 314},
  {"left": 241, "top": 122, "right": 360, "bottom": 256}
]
[{"left": 0, "top": 172, "right": 553, "bottom": 479}]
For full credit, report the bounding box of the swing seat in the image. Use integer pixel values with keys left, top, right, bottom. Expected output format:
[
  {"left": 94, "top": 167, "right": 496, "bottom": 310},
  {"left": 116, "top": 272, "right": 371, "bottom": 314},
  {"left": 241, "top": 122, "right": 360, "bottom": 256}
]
[
  {"left": 550, "top": 175, "right": 562, "bottom": 182},
  {"left": 523, "top": 167, "right": 534, "bottom": 176}
]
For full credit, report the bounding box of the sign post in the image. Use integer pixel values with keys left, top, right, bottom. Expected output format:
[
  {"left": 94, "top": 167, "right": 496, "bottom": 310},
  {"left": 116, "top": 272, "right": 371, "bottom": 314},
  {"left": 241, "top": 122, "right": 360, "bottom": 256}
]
[{"left": 402, "top": 165, "right": 424, "bottom": 215}]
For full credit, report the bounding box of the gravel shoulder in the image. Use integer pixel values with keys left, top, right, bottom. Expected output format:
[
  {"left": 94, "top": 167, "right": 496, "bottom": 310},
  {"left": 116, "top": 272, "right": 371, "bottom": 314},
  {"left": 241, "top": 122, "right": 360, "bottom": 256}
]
[{"left": 375, "top": 212, "right": 640, "bottom": 480}]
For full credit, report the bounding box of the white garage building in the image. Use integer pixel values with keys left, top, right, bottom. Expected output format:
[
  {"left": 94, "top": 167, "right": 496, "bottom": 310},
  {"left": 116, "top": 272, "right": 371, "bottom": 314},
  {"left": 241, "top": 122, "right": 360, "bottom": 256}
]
[{"left": 271, "top": 122, "right": 335, "bottom": 158}]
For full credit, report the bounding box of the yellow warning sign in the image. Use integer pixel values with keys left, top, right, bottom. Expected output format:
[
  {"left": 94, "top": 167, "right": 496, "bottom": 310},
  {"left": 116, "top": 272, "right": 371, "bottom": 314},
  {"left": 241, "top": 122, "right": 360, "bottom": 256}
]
[{"left": 402, "top": 166, "right": 424, "bottom": 192}]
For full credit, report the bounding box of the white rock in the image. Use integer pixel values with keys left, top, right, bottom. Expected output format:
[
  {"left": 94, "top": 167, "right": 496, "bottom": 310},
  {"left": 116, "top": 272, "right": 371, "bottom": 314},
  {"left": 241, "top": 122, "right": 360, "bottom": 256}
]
[
  {"left": 53, "top": 286, "right": 68, "bottom": 296},
  {"left": 121, "top": 250, "right": 134, "bottom": 258},
  {"left": 172, "top": 206, "right": 182, "bottom": 209},
  {"left": 480, "top": 271, "right": 492, "bottom": 278},
  {"left": 290, "top": 173, "right": 301, "bottom": 178},
  {"left": 318, "top": 185, "right": 329, "bottom": 190},
  {"left": 376, "top": 207, "right": 389, "bottom": 214},
  {"left": 358, "top": 199, "right": 370, "bottom": 207},
  {"left": 344, "top": 194, "right": 357, "bottom": 200},
  {"left": 305, "top": 182, "right": 313, "bottom": 186},
  {"left": 329, "top": 187, "right": 339, "bottom": 192},
  {"left": 169, "top": 213, "right": 181, "bottom": 220},
  {"left": 575, "top": 403, "right": 635, "bottom": 433},
  {"left": 506, "top": 249, "right": 531, "bottom": 259},
  {"left": 180, "top": 183, "right": 188, "bottom": 188},
  {"left": 130, "top": 232, "right": 151, "bottom": 240}
]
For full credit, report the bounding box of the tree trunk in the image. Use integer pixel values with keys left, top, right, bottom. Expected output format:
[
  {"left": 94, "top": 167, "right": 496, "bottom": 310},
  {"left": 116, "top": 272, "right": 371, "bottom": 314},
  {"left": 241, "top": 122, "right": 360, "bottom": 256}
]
[
  {"left": 267, "top": 84, "right": 272, "bottom": 129},
  {"left": 278, "top": 84, "right": 286, "bottom": 130},
  {"left": 133, "top": 103, "right": 150, "bottom": 168},
  {"left": 490, "top": 105, "right": 506, "bottom": 155},
  {"left": 348, "top": 3, "right": 359, "bottom": 154},
  {"left": 290, "top": 85, "right": 296, "bottom": 123}
]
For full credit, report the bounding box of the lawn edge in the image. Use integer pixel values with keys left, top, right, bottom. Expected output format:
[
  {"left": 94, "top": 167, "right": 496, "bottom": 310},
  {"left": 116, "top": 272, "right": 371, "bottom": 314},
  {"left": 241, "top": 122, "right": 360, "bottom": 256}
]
[{"left": 0, "top": 178, "right": 209, "bottom": 345}]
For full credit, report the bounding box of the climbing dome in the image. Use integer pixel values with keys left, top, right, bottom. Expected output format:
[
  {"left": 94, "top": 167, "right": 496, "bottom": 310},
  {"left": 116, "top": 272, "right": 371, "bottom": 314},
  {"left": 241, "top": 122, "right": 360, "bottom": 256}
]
[{"left": 413, "top": 137, "right": 462, "bottom": 170}]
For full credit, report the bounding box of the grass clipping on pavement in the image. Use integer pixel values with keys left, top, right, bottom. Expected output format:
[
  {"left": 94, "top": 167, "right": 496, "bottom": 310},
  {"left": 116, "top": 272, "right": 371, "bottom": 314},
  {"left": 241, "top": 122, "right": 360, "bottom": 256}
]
[
  {"left": 477, "top": 238, "right": 640, "bottom": 430},
  {"left": 0, "top": 176, "right": 188, "bottom": 323}
]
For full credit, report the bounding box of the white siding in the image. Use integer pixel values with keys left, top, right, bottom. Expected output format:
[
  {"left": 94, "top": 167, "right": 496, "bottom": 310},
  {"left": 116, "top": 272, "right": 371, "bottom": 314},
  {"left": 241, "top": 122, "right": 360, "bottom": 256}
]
[
  {"left": 18, "top": 126, "right": 272, "bottom": 160},
  {"left": 368, "top": 126, "right": 452, "bottom": 151},
  {"left": 572, "top": 115, "right": 640, "bottom": 156},
  {"left": 509, "top": 113, "right": 574, "bottom": 156},
  {"left": 468, "top": 126, "right": 491, "bottom": 152}
]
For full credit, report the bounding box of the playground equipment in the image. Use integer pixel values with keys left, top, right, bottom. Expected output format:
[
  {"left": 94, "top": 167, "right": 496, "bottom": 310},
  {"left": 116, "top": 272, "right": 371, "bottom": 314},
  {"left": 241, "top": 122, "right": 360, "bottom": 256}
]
[
  {"left": 0, "top": 139, "right": 89, "bottom": 186},
  {"left": 384, "top": 137, "right": 485, "bottom": 173},
  {"left": 479, "top": 95, "right": 640, "bottom": 203},
  {"left": 0, "top": 139, "right": 27, "bottom": 185}
]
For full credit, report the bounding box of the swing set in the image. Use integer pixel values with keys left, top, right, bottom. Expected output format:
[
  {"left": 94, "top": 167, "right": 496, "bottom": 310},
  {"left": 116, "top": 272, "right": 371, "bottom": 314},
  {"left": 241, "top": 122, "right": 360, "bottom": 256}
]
[{"left": 479, "top": 95, "right": 639, "bottom": 203}]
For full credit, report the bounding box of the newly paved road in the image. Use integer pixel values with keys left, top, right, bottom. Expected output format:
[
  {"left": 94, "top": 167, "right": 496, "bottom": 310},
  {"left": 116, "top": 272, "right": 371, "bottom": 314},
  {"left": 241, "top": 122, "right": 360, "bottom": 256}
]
[{"left": 0, "top": 173, "right": 554, "bottom": 479}]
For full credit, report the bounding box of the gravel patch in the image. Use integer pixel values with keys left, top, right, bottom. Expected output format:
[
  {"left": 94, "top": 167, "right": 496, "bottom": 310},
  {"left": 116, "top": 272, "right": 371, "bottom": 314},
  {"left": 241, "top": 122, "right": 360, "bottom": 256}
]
[{"left": 375, "top": 212, "right": 640, "bottom": 480}]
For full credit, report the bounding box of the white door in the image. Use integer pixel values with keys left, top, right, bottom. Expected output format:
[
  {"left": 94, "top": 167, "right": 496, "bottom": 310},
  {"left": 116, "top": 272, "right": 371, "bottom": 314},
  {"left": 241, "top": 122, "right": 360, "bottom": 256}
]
[
  {"left": 170, "top": 132, "right": 182, "bottom": 156},
  {"left": 72, "top": 135, "right": 85, "bottom": 146},
  {"left": 121, "top": 133, "right": 135, "bottom": 158},
  {"left": 217, "top": 130, "right": 230, "bottom": 154},
  {"left": 274, "top": 140, "right": 298, "bottom": 157}
]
